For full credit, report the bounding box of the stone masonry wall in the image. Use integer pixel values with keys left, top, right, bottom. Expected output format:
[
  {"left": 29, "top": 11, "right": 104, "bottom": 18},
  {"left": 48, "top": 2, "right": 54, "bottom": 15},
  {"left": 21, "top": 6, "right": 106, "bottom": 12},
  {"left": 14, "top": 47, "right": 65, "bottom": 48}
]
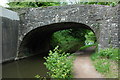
[
  {"left": 18, "top": 4, "right": 119, "bottom": 53},
  {"left": 0, "top": 7, "right": 19, "bottom": 63}
]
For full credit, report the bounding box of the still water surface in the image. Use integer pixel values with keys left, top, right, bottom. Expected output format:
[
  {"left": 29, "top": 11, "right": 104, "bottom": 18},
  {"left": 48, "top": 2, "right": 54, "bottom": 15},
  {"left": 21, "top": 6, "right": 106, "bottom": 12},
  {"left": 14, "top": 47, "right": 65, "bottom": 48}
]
[{"left": 2, "top": 55, "right": 48, "bottom": 78}]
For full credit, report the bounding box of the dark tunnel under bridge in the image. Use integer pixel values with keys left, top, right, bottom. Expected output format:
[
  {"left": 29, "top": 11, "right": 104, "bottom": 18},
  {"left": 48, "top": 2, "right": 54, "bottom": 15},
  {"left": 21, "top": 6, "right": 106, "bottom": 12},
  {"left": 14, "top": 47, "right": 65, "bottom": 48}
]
[{"left": 18, "top": 22, "right": 96, "bottom": 57}]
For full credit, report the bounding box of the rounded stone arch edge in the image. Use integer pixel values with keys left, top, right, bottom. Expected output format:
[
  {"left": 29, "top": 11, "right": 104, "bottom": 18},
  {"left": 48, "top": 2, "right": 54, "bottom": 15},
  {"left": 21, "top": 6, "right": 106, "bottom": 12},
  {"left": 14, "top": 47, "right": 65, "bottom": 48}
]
[{"left": 22, "top": 21, "right": 96, "bottom": 38}]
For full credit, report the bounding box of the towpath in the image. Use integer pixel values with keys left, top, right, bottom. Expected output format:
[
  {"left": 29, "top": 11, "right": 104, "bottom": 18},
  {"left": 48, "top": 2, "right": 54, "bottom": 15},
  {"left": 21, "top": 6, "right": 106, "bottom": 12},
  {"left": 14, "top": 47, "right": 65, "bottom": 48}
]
[{"left": 73, "top": 47, "right": 102, "bottom": 78}]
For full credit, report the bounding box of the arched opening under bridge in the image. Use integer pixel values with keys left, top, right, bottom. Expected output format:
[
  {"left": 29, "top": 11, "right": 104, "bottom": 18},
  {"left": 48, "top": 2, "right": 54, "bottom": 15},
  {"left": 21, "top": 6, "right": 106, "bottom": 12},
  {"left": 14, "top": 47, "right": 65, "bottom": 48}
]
[{"left": 18, "top": 22, "right": 97, "bottom": 57}]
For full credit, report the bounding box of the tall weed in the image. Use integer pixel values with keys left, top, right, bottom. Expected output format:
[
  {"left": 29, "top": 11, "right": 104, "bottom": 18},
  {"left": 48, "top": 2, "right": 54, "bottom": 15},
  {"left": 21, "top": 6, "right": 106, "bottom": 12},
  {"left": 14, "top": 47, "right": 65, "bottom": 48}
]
[{"left": 44, "top": 46, "right": 75, "bottom": 79}]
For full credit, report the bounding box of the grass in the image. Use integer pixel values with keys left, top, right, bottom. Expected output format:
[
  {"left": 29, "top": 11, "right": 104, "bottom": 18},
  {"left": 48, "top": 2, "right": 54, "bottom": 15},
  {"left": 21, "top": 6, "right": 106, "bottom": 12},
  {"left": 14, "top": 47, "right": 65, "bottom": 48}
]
[
  {"left": 92, "top": 58, "right": 118, "bottom": 78},
  {"left": 91, "top": 48, "right": 119, "bottom": 78}
]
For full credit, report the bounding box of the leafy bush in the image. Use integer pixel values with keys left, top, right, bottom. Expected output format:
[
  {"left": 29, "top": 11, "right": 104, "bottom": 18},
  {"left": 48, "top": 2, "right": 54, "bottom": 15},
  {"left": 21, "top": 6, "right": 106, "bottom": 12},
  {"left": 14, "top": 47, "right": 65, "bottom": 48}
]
[
  {"left": 91, "top": 48, "right": 119, "bottom": 75},
  {"left": 44, "top": 46, "right": 75, "bottom": 79},
  {"left": 91, "top": 48, "right": 119, "bottom": 61},
  {"left": 97, "top": 48, "right": 119, "bottom": 61}
]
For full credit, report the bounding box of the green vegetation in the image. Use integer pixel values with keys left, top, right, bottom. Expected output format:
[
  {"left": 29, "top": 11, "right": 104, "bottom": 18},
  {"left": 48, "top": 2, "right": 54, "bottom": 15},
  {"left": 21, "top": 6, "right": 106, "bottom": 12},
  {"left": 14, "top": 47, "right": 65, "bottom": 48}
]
[
  {"left": 8, "top": 2, "right": 66, "bottom": 8},
  {"left": 35, "top": 75, "right": 46, "bottom": 79},
  {"left": 7, "top": 1, "right": 120, "bottom": 8},
  {"left": 93, "top": 59, "right": 110, "bottom": 73},
  {"left": 85, "top": 31, "right": 96, "bottom": 45},
  {"left": 50, "top": 28, "right": 87, "bottom": 53},
  {"left": 78, "top": 30, "right": 97, "bottom": 50},
  {"left": 91, "top": 48, "right": 119, "bottom": 61},
  {"left": 91, "top": 48, "right": 119, "bottom": 78},
  {"left": 79, "top": 43, "right": 97, "bottom": 50},
  {"left": 44, "top": 46, "right": 75, "bottom": 78},
  {"left": 7, "top": 0, "right": 119, "bottom": 79},
  {"left": 78, "top": 2, "right": 119, "bottom": 7}
]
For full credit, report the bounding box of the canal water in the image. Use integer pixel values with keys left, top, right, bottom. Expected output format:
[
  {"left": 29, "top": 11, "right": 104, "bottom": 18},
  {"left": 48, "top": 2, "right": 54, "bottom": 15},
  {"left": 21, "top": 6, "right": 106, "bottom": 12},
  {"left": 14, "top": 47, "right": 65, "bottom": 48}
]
[
  {"left": 2, "top": 47, "right": 96, "bottom": 78},
  {"left": 2, "top": 54, "right": 48, "bottom": 78}
]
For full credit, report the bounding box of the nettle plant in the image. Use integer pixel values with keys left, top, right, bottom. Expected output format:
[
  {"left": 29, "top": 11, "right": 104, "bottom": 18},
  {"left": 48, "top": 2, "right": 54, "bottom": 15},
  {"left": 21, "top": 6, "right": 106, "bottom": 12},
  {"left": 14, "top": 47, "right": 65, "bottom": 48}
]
[{"left": 44, "top": 46, "right": 75, "bottom": 79}]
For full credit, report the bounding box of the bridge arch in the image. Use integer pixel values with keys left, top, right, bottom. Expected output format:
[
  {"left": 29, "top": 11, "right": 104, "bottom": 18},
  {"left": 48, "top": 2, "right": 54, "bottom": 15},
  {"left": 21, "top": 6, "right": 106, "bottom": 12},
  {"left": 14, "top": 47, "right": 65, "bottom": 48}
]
[
  {"left": 17, "top": 5, "right": 119, "bottom": 58},
  {"left": 18, "top": 22, "right": 97, "bottom": 57}
]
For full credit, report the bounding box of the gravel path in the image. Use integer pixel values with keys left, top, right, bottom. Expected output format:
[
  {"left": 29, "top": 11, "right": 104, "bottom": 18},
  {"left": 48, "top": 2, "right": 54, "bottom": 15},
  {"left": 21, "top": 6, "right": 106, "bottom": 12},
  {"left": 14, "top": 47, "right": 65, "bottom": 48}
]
[{"left": 73, "top": 47, "right": 103, "bottom": 78}]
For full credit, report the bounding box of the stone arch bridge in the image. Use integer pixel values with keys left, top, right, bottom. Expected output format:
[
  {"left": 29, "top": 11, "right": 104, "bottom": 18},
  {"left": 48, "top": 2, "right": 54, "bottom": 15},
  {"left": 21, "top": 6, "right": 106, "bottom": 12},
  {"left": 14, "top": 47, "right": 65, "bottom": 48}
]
[{"left": 1, "top": 4, "right": 119, "bottom": 62}]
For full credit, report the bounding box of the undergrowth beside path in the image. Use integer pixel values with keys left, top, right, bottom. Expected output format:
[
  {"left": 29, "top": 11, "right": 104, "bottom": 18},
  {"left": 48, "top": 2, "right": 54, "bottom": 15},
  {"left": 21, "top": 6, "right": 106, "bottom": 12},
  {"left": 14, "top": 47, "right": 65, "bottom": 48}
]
[{"left": 91, "top": 48, "right": 119, "bottom": 78}]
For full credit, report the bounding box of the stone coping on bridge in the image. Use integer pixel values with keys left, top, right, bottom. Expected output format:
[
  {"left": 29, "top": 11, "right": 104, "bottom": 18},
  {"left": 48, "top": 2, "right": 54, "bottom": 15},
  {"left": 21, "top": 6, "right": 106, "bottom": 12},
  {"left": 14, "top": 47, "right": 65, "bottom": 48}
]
[{"left": 0, "top": 7, "right": 19, "bottom": 20}]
